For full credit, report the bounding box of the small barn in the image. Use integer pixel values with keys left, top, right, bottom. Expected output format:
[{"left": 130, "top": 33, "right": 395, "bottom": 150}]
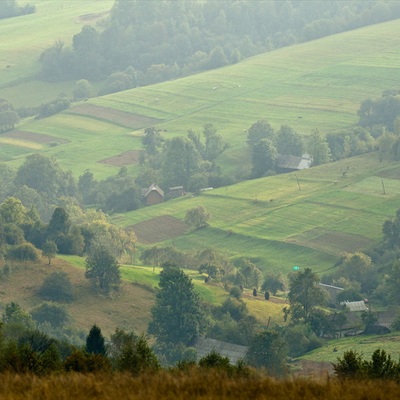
[
  {"left": 194, "top": 337, "right": 248, "bottom": 364},
  {"left": 142, "top": 183, "right": 164, "bottom": 206},
  {"left": 168, "top": 186, "right": 185, "bottom": 199},
  {"left": 276, "top": 153, "right": 312, "bottom": 173},
  {"left": 340, "top": 300, "right": 368, "bottom": 312}
]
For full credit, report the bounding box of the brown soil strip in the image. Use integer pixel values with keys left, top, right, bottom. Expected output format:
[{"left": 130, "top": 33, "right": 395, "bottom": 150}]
[
  {"left": 2, "top": 130, "right": 69, "bottom": 145},
  {"left": 98, "top": 150, "right": 141, "bottom": 166},
  {"left": 128, "top": 215, "right": 189, "bottom": 244}
]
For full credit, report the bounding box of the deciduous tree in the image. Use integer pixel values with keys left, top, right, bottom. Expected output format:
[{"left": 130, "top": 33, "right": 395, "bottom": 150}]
[
  {"left": 85, "top": 247, "right": 120, "bottom": 293},
  {"left": 288, "top": 268, "right": 326, "bottom": 321},
  {"left": 246, "top": 330, "right": 287, "bottom": 376},
  {"left": 148, "top": 266, "right": 206, "bottom": 346},
  {"left": 185, "top": 205, "right": 211, "bottom": 229}
]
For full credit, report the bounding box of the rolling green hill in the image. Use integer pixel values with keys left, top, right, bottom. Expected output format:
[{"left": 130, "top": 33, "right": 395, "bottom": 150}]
[
  {"left": 113, "top": 152, "right": 400, "bottom": 274},
  {"left": 2, "top": 16, "right": 400, "bottom": 275},
  {"left": 2, "top": 18, "right": 400, "bottom": 179}
]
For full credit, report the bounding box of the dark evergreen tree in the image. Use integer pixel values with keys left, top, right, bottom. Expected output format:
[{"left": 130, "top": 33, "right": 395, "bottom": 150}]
[{"left": 86, "top": 324, "right": 106, "bottom": 355}]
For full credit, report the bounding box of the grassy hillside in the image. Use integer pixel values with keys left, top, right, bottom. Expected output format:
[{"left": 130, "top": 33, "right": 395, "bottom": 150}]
[
  {"left": 0, "top": 0, "right": 114, "bottom": 106},
  {"left": 0, "top": 255, "right": 285, "bottom": 337},
  {"left": 299, "top": 332, "right": 400, "bottom": 364},
  {"left": 113, "top": 152, "right": 400, "bottom": 273},
  {"left": 2, "top": 18, "right": 400, "bottom": 178}
]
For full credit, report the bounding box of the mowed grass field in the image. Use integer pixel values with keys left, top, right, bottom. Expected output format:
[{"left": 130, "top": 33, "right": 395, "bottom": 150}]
[
  {"left": 2, "top": 18, "right": 400, "bottom": 177},
  {"left": 113, "top": 152, "right": 400, "bottom": 274},
  {"left": 299, "top": 332, "right": 400, "bottom": 364}
]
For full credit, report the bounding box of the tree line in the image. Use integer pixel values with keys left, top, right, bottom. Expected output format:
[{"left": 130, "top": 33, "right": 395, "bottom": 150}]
[
  {"left": 0, "top": 0, "right": 35, "bottom": 20},
  {"left": 38, "top": 0, "right": 400, "bottom": 90}
]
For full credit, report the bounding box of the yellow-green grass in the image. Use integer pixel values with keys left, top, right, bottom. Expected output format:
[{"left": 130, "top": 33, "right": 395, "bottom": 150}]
[
  {"left": 58, "top": 255, "right": 285, "bottom": 324},
  {"left": 59, "top": 255, "right": 227, "bottom": 307},
  {"left": 5, "top": 114, "right": 141, "bottom": 178},
  {"left": 300, "top": 333, "right": 400, "bottom": 364},
  {"left": 113, "top": 153, "right": 400, "bottom": 274},
  {"left": 0, "top": 0, "right": 114, "bottom": 106},
  {"left": 3, "top": 18, "right": 400, "bottom": 179}
]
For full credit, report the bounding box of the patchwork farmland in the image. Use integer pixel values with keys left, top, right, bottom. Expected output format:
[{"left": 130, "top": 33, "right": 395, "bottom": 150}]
[
  {"left": 116, "top": 152, "right": 400, "bottom": 274},
  {"left": 1, "top": 18, "right": 400, "bottom": 180}
]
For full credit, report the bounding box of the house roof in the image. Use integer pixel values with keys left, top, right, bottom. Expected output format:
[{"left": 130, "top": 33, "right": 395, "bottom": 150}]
[
  {"left": 194, "top": 337, "right": 248, "bottom": 365},
  {"left": 340, "top": 300, "right": 368, "bottom": 312},
  {"left": 169, "top": 186, "right": 184, "bottom": 191},
  {"left": 276, "top": 154, "right": 312, "bottom": 170},
  {"left": 319, "top": 283, "right": 344, "bottom": 302},
  {"left": 142, "top": 183, "right": 164, "bottom": 198}
]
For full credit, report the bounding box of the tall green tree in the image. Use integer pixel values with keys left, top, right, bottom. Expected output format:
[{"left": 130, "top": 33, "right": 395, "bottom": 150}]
[
  {"left": 247, "top": 119, "right": 275, "bottom": 148},
  {"left": 0, "top": 98, "right": 19, "bottom": 132},
  {"left": 307, "top": 129, "right": 332, "bottom": 166},
  {"left": 246, "top": 330, "right": 288, "bottom": 376},
  {"left": 85, "top": 247, "right": 121, "bottom": 293},
  {"left": 41, "top": 240, "right": 58, "bottom": 265},
  {"left": 185, "top": 205, "right": 211, "bottom": 229},
  {"left": 161, "top": 136, "right": 201, "bottom": 189},
  {"left": 47, "top": 207, "right": 71, "bottom": 236},
  {"left": 275, "top": 125, "right": 304, "bottom": 156},
  {"left": 15, "top": 154, "right": 76, "bottom": 199},
  {"left": 148, "top": 266, "right": 206, "bottom": 346},
  {"left": 250, "top": 138, "right": 277, "bottom": 178},
  {"left": 261, "top": 272, "right": 286, "bottom": 295},
  {"left": 288, "top": 268, "right": 326, "bottom": 321},
  {"left": 86, "top": 324, "right": 106, "bottom": 355}
]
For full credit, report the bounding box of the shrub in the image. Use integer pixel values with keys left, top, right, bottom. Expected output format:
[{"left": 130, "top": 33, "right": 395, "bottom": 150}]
[
  {"left": 115, "top": 334, "right": 160, "bottom": 375},
  {"left": 6, "top": 243, "right": 39, "bottom": 261},
  {"left": 63, "top": 350, "right": 111, "bottom": 373},
  {"left": 229, "top": 286, "right": 242, "bottom": 300},
  {"left": 31, "top": 302, "right": 69, "bottom": 329},
  {"left": 39, "top": 271, "right": 74, "bottom": 302}
]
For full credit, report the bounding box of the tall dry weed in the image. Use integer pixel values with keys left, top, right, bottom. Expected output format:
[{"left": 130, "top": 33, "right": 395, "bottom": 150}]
[{"left": 0, "top": 370, "right": 399, "bottom": 399}]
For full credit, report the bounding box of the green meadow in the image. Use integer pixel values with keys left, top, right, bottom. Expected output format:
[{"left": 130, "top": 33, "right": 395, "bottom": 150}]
[
  {"left": 113, "top": 152, "right": 400, "bottom": 274},
  {"left": 299, "top": 333, "right": 400, "bottom": 364},
  {"left": 2, "top": 13, "right": 400, "bottom": 276}
]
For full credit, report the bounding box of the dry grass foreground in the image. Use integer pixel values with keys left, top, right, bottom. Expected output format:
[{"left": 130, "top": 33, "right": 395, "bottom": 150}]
[{"left": 0, "top": 371, "right": 399, "bottom": 399}]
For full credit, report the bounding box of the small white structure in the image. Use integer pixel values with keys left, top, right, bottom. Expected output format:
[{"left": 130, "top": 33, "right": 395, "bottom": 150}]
[{"left": 340, "top": 300, "right": 368, "bottom": 312}]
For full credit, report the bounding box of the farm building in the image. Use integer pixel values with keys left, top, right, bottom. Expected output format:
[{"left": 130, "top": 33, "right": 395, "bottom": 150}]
[
  {"left": 168, "top": 185, "right": 185, "bottom": 198},
  {"left": 276, "top": 153, "right": 312, "bottom": 173},
  {"left": 340, "top": 300, "right": 368, "bottom": 312},
  {"left": 195, "top": 337, "right": 248, "bottom": 364},
  {"left": 142, "top": 183, "right": 164, "bottom": 206}
]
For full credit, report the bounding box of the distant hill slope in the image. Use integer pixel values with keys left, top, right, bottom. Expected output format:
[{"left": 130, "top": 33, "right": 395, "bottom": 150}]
[
  {"left": 0, "top": 0, "right": 114, "bottom": 106},
  {"left": 2, "top": 18, "right": 400, "bottom": 178},
  {"left": 113, "top": 152, "right": 400, "bottom": 273}
]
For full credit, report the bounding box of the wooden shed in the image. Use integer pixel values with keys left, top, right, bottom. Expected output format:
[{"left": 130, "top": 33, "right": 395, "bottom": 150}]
[{"left": 142, "top": 183, "right": 164, "bottom": 206}]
